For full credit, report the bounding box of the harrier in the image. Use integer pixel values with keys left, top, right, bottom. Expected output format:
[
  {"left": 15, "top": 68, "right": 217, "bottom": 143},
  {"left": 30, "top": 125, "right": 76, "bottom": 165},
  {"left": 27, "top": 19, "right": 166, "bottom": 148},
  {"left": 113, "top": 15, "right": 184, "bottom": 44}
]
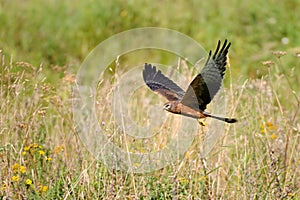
[{"left": 143, "top": 40, "right": 237, "bottom": 124}]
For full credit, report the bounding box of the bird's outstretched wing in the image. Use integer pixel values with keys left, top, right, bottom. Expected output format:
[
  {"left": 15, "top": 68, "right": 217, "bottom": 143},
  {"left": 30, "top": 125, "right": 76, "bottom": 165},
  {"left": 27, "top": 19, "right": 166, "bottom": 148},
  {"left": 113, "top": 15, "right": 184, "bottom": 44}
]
[
  {"left": 143, "top": 63, "right": 185, "bottom": 101},
  {"left": 181, "top": 40, "right": 231, "bottom": 111}
]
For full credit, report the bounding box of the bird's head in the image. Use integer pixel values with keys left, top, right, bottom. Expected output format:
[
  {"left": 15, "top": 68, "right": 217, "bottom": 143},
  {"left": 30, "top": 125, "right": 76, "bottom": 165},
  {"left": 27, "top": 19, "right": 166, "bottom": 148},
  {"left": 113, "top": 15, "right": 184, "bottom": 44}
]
[{"left": 163, "top": 101, "right": 181, "bottom": 114}]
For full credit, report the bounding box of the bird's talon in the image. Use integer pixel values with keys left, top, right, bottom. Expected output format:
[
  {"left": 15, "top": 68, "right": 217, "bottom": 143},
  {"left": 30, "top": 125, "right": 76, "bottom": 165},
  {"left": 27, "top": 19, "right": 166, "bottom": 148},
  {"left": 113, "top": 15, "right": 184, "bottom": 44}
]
[{"left": 198, "top": 119, "right": 207, "bottom": 126}]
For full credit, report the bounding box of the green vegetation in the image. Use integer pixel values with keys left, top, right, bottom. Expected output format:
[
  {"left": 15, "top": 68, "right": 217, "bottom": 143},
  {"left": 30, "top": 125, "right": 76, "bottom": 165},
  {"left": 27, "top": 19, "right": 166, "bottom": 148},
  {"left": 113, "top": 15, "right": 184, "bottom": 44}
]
[{"left": 0, "top": 0, "right": 299, "bottom": 199}]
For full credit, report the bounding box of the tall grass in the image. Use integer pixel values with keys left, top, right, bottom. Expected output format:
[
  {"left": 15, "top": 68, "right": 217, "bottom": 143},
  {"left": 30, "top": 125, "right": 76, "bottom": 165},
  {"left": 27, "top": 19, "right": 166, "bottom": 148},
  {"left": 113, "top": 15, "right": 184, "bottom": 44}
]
[{"left": 0, "top": 49, "right": 299, "bottom": 199}]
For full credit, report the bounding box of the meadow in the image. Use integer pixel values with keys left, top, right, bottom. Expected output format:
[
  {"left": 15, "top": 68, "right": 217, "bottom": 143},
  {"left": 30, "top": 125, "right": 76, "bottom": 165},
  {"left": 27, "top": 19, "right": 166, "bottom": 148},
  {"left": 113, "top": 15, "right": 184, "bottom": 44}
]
[{"left": 0, "top": 0, "right": 299, "bottom": 199}]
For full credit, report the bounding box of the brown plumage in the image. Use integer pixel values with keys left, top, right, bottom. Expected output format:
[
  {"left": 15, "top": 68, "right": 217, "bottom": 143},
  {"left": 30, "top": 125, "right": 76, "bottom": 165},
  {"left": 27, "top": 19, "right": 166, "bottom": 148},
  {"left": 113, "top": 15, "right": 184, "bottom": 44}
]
[{"left": 143, "top": 40, "right": 237, "bottom": 124}]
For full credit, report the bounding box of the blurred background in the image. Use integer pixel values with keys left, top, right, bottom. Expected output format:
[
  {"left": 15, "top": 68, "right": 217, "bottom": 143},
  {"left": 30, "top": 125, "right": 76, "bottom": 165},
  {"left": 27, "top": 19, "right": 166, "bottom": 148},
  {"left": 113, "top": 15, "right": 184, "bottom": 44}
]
[{"left": 1, "top": 0, "right": 299, "bottom": 80}]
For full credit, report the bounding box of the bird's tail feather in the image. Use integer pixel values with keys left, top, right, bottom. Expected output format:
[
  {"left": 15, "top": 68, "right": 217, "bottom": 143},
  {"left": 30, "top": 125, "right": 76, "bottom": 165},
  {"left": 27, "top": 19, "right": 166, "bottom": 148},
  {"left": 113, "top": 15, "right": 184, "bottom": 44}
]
[{"left": 203, "top": 112, "right": 237, "bottom": 123}]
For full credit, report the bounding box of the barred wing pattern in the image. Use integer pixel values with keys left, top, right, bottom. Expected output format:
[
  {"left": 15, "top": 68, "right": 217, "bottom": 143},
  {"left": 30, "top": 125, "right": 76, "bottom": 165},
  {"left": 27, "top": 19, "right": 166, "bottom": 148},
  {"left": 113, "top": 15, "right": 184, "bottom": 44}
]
[{"left": 143, "top": 63, "right": 185, "bottom": 101}]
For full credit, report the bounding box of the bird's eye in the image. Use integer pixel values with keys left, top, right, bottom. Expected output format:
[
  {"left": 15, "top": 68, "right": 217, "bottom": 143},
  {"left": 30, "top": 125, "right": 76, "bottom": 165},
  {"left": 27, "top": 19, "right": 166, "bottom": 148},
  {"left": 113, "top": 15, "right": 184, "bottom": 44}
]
[{"left": 163, "top": 104, "right": 171, "bottom": 110}]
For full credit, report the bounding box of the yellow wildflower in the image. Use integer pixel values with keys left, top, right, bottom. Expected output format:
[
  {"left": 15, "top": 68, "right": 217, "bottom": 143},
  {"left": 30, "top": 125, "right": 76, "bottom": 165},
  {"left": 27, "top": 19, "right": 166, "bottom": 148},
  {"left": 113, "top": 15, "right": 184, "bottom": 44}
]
[
  {"left": 179, "top": 177, "right": 188, "bottom": 184},
  {"left": 260, "top": 124, "right": 265, "bottom": 133},
  {"left": 12, "top": 163, "right": 20, "bottom": 173},
  {"left": 24, "top": 146, "right": 30, "bottom": 151},
  {"left": 40, "top": 185, "right": 48, "bottom": 192},
  {"left": 270, "top": 133, "right": 277, "bottom": 140},
  {"left": 139, "top": 148, "right": 146, "bottom": 153},
  {"left": 266, "top": 122, "right": 277, "bottom": 131},
  {"left": 54, "top": 146, "right": 64, "bottom": 154},
  {"left": 38, "top": 150, "right": 45, "bottom": 155},
  {"left": 45, "top": 157, "right": 52, "bottom": 161},
  {"left": 25, "top": 179, "right": 32, "bottom": 185},
  {"left": 19, "top": 166, "right": 26, "bottom": 174},
  {"left": 12, "top": 175, "right": 19, "bottom": 182},
  {"left": 1, "top": 183, "right": 7, "bottom": 190},
  {"left": 22, "top": 151, "right": 27, "bottom": 156},
  {"left": 261, "top": 122, "right": 277, "bottom": 134}
]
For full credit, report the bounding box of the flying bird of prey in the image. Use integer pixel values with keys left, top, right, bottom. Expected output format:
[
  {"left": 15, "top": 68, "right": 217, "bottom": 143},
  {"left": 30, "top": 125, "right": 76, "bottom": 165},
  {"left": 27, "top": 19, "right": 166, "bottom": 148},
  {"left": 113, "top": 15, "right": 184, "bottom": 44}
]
[{"left": 143, "top": 40, "right": 237, "bottom": 124}]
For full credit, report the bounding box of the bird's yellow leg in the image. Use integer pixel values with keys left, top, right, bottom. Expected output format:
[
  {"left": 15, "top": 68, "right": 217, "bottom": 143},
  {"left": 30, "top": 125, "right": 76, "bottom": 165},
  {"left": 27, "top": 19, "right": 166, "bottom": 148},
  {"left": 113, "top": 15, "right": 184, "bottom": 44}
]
[{"left": 197, "top": 118, "right": 208, "bottom": 126}]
